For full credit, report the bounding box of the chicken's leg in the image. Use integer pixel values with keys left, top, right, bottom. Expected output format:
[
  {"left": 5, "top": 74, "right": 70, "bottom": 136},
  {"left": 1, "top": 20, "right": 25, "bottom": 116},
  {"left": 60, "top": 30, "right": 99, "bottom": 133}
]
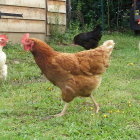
[
  {"left": 90, "top": 95, "right": 100, "bottom": 113},
  {"left": 42, "top": 103, "right": 69, "bottom": 120},
  {"left": 53, "top": 103, "right": 69, "bottom": 117}
]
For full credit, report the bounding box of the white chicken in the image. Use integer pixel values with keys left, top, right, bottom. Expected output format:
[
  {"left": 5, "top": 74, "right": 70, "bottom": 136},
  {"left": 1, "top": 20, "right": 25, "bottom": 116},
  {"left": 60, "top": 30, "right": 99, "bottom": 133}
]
[{"left": 0, "top": 35, "right": 8, "bottom": 81}]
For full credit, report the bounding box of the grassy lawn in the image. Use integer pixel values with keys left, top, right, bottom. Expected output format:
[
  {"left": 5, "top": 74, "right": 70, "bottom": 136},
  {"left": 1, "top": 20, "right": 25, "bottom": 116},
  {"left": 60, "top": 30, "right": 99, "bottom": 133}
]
[{"left": 0, "top": 33, "right": 140, "bottom": 139}]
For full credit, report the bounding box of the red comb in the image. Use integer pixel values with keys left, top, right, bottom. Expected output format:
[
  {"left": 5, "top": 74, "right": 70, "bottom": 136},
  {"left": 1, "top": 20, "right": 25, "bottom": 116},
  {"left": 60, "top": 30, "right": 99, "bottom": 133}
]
[
  {"left": 0, "top": 35, "right": 8, "bottom": 41},
  {"left": 21, "top": 33, "right": 30, "bottom": 44}
]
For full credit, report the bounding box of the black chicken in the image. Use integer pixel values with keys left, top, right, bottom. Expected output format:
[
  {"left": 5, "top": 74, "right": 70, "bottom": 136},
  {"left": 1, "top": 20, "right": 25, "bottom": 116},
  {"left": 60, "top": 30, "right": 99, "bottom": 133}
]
[{"left": 73, "top": 25, "right": 102, "bottom": 50}]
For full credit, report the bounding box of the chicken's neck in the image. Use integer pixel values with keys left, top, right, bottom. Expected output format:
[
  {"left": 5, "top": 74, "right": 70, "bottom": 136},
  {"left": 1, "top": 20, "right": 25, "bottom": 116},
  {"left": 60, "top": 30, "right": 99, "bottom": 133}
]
[
  {"left": 0, "top": 46, "right": 3, "bottom": 52},
  {"left": 30, "top": 43, "right": 59, "bottom": 78},
  {"left": 31, "top": 42, "right": 58, "bottom": 59}
]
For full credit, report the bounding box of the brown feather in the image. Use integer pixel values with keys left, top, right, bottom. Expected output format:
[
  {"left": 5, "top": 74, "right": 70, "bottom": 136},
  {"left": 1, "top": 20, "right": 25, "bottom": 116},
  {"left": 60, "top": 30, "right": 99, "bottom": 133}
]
[{"left": 29, "top": 38, "right": 114, "bottom": 102}]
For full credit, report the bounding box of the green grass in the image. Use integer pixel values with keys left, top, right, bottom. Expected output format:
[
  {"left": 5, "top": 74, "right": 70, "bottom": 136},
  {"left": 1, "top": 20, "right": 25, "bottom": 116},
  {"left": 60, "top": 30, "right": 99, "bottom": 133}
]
[{"left": 0, "top": 33, "right": 140, "bottom": 139}]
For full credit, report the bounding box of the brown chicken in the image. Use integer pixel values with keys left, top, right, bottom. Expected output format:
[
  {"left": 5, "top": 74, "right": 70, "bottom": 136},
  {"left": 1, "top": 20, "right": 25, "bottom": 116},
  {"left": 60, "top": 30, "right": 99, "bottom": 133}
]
[{"left": 21, "top": 33, "right": 115, "bottom": 117}]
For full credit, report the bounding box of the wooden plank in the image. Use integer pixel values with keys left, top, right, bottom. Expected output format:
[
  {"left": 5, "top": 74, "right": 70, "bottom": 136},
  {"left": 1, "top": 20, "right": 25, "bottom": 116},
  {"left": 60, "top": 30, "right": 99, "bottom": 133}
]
[
  {"left": 47, "top": 24, "right": 66, "bottom": 35},
  {"left": 47, "top": 12, "right": 66, "bottom": 25},
  {"left": 0, "top": 0, "right": 45, "bottom": 8},
  {"left": 0, "top": 33, "right": 45, "bottom": 43},
  {"left": 0, "top": 5, "right": 45, "bottom": 20},
  {"left": 0, "top": 19, "right": 45, "bottom": 33},
  {"left": 48, "top": 0, "right": 66, "bottom": 1},
  {"left": 47, "top": 1, "right": 66, "bottom": 13}
]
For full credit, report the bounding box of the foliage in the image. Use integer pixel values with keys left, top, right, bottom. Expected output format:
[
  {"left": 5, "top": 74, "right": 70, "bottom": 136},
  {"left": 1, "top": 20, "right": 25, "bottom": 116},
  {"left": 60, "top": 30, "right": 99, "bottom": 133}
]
[
  {"left": 0, "top": 33, "right": 140, "bottom": 139},
  {"left": 70, "top": 0, "right": 132, "bottom": 30},
  {"left": 49, "top": 21, "right": 97, "bottom": 45},
  {"left": 51, "top": 0, "right": 133, "bottom": 43}
]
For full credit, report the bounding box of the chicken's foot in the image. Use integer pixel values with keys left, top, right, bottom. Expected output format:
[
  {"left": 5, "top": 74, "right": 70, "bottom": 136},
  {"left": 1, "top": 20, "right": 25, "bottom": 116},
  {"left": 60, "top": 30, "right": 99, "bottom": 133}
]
[
  {"left": 90, "top": 95, "right": 100, "bottom": 113},
  {"left": 42, "top": 103, "right": 69, "bottom": 120},
  {"left": 53, "top": 103, "right": 69, "bottom": 117}
]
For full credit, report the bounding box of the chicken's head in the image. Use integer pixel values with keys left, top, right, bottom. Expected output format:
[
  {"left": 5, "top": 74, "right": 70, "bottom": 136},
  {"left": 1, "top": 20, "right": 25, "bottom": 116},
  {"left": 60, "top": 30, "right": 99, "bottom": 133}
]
[
  {"left": 21, "top": 33, "right": 34, "bottom": 51},
  {"left": 0, "top": 35, "right": 8, "bottom": 47}
]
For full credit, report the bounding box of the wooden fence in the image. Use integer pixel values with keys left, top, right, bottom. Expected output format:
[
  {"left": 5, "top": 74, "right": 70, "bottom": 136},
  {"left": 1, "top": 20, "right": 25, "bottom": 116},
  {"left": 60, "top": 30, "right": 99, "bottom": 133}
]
[{"left": 0, "top": 0, "right": 66, "bottom": 42}]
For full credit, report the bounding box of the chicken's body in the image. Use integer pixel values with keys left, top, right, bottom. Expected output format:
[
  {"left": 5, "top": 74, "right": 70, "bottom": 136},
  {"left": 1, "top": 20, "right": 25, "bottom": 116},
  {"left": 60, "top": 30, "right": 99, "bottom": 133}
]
[
  {"left": 73, "top": 25, "right": 102, "bottom": 50},
  {"left": 0, "top": 47, "right": 7, "bottom": 81},
  {"left": 21, "top": 34, "right": 114, "bottom": 117},
  {"left": 0, "top": 35, "right": 8, "bottom": 81}
]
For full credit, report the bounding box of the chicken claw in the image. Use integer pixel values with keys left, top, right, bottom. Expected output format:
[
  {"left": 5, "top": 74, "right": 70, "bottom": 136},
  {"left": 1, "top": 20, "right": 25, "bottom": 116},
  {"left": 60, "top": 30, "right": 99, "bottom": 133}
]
[
  {"left": 52, "top": 103, "right": 69, "bottom": 117},
  {"left": 42, "top": 103, "right": 69, "bottom": 120}
]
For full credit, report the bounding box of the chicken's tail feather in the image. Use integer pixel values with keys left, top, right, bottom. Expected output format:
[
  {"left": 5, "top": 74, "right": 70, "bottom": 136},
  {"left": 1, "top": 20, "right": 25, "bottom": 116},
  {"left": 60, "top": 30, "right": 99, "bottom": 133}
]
[
  {"left": 103, "top": 40, "right": 115, "bottom": 48},
  {"left": 101, "top": 40, "right": 115, "bottom": 55}
]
